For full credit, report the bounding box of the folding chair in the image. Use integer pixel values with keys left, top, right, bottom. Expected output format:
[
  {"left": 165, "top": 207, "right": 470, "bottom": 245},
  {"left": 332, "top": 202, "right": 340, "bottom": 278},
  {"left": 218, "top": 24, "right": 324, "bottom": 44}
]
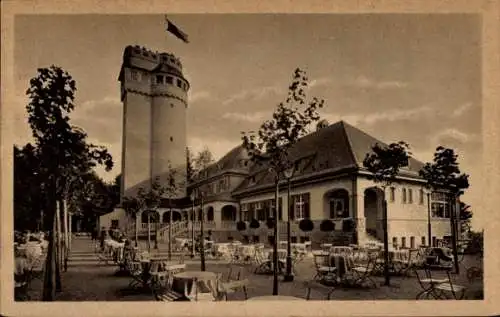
[
  {"left": 303, "top": 280, "right": 335, "bottom": 300},
  {"left": 413, "top": 266, "right": 454, "bottom": 300},
  {"left": 348, "top": 253, "right": 378, "bottom": 288},
  {"left": 253, "top": 248, "right": 271, "bottom": 274},
  {"left": 312, "top": 252, "right": 336, "bottom": 282},
  {"left": 127, "top": 261, "right": 145, "bottom": 289},
  {"left": 151, "top": 271, "right": 184, "bottom": 302},
  {"left": 218, "top": 278, "right": 249, "bottom": 301}
]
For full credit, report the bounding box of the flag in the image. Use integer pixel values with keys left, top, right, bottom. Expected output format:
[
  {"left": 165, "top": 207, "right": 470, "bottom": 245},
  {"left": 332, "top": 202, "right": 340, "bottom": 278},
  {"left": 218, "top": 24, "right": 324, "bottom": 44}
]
[{"left": 165, "top": 17, "right": 189, "bottom": 43}]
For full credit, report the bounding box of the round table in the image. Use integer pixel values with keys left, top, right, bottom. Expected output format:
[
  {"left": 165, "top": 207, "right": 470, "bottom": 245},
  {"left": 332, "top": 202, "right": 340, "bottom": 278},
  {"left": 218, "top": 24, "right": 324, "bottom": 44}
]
[
  {"left": 247, "top": 296, "right": 305, "bottom": 301},
  {"left": 173, "top": 271, "right": 218, "bottom": 300}
]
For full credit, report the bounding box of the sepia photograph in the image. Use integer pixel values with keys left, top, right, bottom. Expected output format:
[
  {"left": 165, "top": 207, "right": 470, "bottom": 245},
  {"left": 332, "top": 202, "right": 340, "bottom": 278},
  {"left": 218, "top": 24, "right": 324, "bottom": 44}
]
[{"left": 1, "top": 1, "right": 499, "bottom": 316}]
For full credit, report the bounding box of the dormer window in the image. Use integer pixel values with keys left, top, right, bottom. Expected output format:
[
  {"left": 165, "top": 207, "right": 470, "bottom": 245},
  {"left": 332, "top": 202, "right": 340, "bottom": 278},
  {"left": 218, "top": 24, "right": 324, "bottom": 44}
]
[
  {"left": 176, "top": 79, "right": 182, "bottom": 88},
  {"left": 156, "top": 75, "right": 164, "bottom": 84},
  {"left": 166, "top": 76, "right": 173, "bottom": 84}
]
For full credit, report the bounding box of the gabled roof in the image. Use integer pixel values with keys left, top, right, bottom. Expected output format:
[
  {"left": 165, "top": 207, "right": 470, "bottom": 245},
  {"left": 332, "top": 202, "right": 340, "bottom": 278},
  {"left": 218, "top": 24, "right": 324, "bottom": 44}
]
[
  {"left": 232, "top": 120, "right": 425, "bottom": 194},
  {"left": 190, "top": 145, "right": 251, "bottom": 184}
]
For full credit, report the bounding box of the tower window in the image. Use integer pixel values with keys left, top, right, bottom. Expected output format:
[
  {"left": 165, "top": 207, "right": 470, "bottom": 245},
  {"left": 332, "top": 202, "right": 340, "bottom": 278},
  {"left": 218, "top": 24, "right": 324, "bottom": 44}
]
[
  {"left": 131, "top": 70, "right": 139, "bottom": 81},
  {"left": 166, "top": 76, "right": 173, "bottom": 84},
  {"left": 176, "top": 79, "right": 182, "bottom": 88},
  {"left": 170, "top": 137, "right": 173, "bottom": 142},
  {"left": 156, "top": 75, "right": 164, "bottom": 84}
]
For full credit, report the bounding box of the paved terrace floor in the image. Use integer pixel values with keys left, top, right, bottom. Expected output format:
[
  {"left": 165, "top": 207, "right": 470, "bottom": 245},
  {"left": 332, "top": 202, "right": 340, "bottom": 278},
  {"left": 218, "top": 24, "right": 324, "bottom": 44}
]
[{"left": 25, "top": 237, "right": 483, "bottom": 301}]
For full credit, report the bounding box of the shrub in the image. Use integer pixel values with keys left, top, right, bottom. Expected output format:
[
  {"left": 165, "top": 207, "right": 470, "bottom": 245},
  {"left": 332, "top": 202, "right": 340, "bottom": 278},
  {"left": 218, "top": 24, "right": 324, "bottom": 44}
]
[
  {"left": 266, "top": 217, "right": 275, "bottom": 229},
  {"left": 319, "top": 219, "right": 335, "bottom": 232},
  {"left": 298, "top": 219, "right": 314, "bottom": 232},
  {"left": 342, "top": 218, "right": 356, "bottom": 232},
  {"left": 236, "top": 221, "right": 247, "bottom": 231},
  {"left": 249, "top": 218, "right": 260, "bottom": 229}
]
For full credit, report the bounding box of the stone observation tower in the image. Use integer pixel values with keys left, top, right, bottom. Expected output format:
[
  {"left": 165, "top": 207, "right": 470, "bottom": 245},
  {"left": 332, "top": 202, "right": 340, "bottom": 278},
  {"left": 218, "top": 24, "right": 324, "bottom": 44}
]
[{"left": 118, "top": 45, "right": 189, "bottom": 199}]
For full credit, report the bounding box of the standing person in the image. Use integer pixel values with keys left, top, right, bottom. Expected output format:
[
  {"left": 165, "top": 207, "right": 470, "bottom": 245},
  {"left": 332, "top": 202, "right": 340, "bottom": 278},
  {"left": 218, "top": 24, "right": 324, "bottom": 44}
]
[{"left": 99, "top": 228, "right": 106, "bottom": 251}]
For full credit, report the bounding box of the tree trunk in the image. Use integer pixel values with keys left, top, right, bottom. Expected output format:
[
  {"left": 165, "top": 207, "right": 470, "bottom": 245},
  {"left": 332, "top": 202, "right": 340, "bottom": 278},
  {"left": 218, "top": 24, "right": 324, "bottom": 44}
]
[
  {"left": 147, "top": 213, "right": 151, "bottom": 253},
  {"left": 382, "top": 199, "right": 390, "bottom": 286},
  {"left": 63, "top": 199, "right": 69, "bottom": 272},
  {"left": 55, "top": 200, "right": 62, "bottom": 291},
  {"left": 272, "top": 179, "right": 279, "bottom": 295},
  {"left": 168, "top": 206, "right": 172, "bottom": 260},
  {"left": 42, "top": 213, "right": 57, "bottom": 300},
  {"left": 135, "top": 214, "right": 138, "bottom": 247},
  {"left": 450, "top": 196, "right": 460, "bottom": 274}
]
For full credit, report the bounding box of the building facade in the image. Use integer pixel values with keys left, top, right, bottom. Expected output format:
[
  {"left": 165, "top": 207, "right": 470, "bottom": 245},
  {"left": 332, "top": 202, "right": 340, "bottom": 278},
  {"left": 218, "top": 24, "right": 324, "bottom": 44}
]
[{"left": 101, "top": 45, "right": 455, "bottom": 248}]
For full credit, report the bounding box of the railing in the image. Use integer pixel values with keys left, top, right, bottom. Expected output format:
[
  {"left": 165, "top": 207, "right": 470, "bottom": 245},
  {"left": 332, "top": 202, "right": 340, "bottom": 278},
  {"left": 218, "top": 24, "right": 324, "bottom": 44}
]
[{"left": 157, "top": 221, "right": 189, "bottom": 242}]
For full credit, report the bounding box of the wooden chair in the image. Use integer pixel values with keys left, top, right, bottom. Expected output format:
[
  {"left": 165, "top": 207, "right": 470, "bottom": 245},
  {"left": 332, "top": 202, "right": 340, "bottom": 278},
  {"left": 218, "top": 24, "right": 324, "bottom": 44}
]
[
  {"left": 303, "top": 280, "right": 335, "bottom": 300},
  {"left": 414, "top": 265, "right": 466, "bottom": 300},
  {"left": 218, "top": 279, "right": 249, "bottom": 301},
  {"left": 127, "top": 261, "right": 144, "bottom": 289},
  {"left": 348, "top": 253, "right": 378, "bottom": 288},
  {"left": 14, "top": 271, "right": 31, "bottom": 301},
  {"left": 312, "top": 252, "right": 336, "bottom": 282},
  {"left": 152, "top": 271, "right": 184, "bottom": 302}
]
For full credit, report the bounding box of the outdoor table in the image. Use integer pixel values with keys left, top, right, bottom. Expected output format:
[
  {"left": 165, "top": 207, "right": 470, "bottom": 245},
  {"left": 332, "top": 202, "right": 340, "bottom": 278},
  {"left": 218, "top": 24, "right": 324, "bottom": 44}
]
[
  {"left": 247, "top": 295, "right": 305, "bottom": 301},
  {"left": 320, "top": 243, "right": 333, "bottom": 252},
  {"left": 329, "top": 254, "right": 351, "bottom": 281},
  {"left": 172, "top": 271, "right": 217, "bottom": 301},
  {"left": 238, "top": 245, "right": 256, "bottom": 259}
]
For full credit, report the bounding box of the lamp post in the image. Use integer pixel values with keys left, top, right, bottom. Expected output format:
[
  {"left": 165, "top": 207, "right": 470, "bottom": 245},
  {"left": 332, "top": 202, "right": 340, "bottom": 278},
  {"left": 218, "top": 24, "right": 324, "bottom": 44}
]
[
  {"left": 270, "top": 168, "right": 280, "bottom": 295},
  {"left": 199, "top": 191, "right": 206, "bottom": 271},
  {"left": 190, "top": 192, "right": 195, "bottom": 258},
  {"left": 427, "top": 191, "right": 432, "bottom": 246},
  {"left": 283, "top": 165, "right": 295, "bottom": 282}
]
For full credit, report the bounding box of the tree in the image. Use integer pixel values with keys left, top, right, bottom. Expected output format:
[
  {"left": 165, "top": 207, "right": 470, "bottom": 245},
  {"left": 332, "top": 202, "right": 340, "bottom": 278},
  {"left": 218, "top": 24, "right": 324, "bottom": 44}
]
[
  {"left": 241, "top": 68, "right": 324, "bottom": 294},
  {"left": 25, "top": 65, "right": 113, "bottom": 301},
  {"left": 13, "top": 144, "right": 48, "bottom": 231},
  {"left": 419, "top": 146, "right": 469, "bottom": 273},
  {"left": 458, "top": 202, "right": 473, "bottom": 236},
  {"left": 363, "top": 141, "right": 412, "bottom": 286},
  {"left": 136, "top": 177, "right": 167, "bottom": 252},
  {"left": 186, "top": 147, "right": 195, "bottom": 183},
  {"left": 160, "top": 164, "right": 184, "bottom": 259},
  {"left": 189, "top": 146, "right": 215, "bottom": 179}
]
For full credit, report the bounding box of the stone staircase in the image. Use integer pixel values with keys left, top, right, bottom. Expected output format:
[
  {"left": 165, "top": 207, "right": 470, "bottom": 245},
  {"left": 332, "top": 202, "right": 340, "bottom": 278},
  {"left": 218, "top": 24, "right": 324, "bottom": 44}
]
[{"left": 124, "top": 220, "right": 191, "bottom": 247}]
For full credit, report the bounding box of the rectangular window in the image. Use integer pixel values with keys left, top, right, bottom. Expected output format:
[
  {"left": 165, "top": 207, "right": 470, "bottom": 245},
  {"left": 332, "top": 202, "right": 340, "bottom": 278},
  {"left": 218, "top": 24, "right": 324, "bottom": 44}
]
[
  {"left": 176, "top": 79, "right": 182, "bottom": 88},
  {"left": 421, "top": 236, "right": 426, "bottom": 247},
  {"left": 292, "top": 193, "right": 310, "bottom": 220},
  {"left": 419, "top": 189, "right": 424, "bottom": 205},
  {"left": 401, "top": 237, "right": 406, "bottom": 248},
  {"left": 111, "top": 220, "right": 119, "bottom": 228},
  {"left": 291, "top": 236, "right": 298, "bottom": 243},
  {"left": 389, "top": 187, "right": 395, "bottom": 202},
  {"left": 432, "top": 236, "right": 437, "bottom": 247},
  {"left": 166, "top": 76, "right": 173, "bottom": 84},
  {"left": 408, "top": 189, "right": 413, "bottom": 204},
  {"left": 402, "top": 188, "right": 407, "bottom": 204},
  {"left": 156, "top": 75, "right": 164, "bottom": 84},
  {"left": 392, "top": 237, "right": 398, "bottom": 248},
  {"left": 410, "top": 236, "right": 415, "bottom": 249},
  {"left": 431, "top": 191, "right": 450, "bottom": 218},
  {"left": 270, "top": 199, "right": 283, "bottom": 220},
  {"left": 300, "top": 236, "right": 310, "bottom": 243}
]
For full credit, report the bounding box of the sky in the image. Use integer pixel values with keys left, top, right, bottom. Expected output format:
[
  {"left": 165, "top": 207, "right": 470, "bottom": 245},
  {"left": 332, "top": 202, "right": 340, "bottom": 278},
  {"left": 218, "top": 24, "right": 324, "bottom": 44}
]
[{"left": 13, "top": 14, "right": 482, "bottom": 227}]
